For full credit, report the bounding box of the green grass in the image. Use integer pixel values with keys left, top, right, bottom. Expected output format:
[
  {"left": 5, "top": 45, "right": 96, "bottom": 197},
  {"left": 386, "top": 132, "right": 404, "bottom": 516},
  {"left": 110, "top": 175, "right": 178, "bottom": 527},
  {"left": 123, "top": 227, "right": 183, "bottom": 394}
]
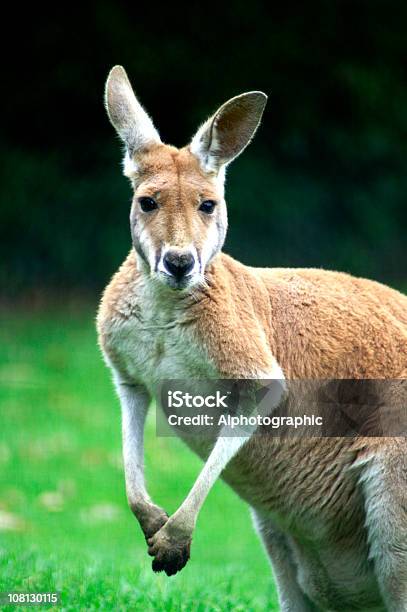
[{"left": 0, "top": 308, "right": 278, "bottom": 611}]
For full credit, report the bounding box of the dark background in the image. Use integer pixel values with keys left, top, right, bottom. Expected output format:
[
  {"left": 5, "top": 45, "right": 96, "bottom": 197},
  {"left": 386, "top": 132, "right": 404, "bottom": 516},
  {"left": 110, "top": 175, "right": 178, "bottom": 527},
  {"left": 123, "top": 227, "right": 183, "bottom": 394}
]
[{"left": 2, "top": 1, "right": 406, "bottom": 298}]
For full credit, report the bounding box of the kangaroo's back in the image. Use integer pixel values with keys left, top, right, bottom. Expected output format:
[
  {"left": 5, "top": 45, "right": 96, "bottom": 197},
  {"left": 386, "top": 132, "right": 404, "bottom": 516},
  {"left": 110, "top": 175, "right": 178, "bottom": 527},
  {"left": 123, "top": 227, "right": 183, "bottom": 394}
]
[{"left": 261, "top": 265, "right": 407, "bottom": 378}]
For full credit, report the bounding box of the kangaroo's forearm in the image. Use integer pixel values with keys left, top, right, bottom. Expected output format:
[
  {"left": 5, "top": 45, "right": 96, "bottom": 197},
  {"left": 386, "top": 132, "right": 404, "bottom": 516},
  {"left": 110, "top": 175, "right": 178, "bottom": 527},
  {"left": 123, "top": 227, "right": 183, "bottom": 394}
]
[
  {"left": 167, "top": 379, "right": 286, "bottom": 532},
  {"left": 115, "top": 377, "right": 168, "bottom": 537},
  {"left": 118, "top": 380, "right": 150, "bottom": 501},
  {"left": 173, "top": 435, "right": 250, "bottom": 529},
  {"left": 147, "top": 379, "right": 287, "bottom": 576}
]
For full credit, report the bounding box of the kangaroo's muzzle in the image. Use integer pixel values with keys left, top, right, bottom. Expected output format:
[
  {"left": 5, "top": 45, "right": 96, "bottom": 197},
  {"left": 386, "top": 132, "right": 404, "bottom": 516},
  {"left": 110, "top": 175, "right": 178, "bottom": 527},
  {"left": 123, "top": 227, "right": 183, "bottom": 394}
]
[{"left": 163, "top": 250, "right": 195, "bottom": 280}]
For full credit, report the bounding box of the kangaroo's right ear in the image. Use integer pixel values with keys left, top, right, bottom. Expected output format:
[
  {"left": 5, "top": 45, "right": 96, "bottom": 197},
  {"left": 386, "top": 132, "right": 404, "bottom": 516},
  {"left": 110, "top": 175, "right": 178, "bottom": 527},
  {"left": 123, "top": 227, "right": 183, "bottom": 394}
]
[{"left": 105, "top": 66, "right": 161, "bottom": 157}]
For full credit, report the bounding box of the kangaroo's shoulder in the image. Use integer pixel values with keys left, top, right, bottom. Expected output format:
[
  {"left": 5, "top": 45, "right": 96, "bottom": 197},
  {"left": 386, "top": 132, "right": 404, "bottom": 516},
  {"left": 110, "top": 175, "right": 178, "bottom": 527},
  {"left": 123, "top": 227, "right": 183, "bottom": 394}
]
[{"left": 193, "top": 254, "right": 279, "bottom": 376}]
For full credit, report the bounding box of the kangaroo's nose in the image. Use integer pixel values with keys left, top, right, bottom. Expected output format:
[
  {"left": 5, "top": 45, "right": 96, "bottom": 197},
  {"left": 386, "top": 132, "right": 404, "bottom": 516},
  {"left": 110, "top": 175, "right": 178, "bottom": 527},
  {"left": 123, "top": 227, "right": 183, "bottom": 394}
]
[{"left": 163, "top": 251, "right": 195, "bottom": 279}]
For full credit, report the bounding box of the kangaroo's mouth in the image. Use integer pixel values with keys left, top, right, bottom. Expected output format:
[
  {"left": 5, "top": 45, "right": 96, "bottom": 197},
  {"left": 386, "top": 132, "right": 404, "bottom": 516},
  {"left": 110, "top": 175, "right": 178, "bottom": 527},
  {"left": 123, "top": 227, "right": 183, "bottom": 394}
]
[{"left": 155, "top": 270, "right": 199, "bottom": 291}]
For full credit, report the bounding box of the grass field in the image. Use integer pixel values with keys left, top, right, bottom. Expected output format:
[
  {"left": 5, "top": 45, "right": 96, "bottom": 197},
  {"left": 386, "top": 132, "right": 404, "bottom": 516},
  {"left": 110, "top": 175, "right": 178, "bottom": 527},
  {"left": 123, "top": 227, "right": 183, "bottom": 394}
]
[{"left": 0, "top": 307, "right": 278, "bottom": 611}]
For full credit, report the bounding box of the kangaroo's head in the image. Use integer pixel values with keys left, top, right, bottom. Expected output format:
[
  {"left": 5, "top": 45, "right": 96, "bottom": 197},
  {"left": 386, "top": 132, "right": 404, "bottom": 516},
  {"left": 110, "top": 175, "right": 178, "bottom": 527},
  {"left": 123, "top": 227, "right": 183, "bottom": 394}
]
[{"left": 105, "top": 65, "right": 267, "bottom": 290}]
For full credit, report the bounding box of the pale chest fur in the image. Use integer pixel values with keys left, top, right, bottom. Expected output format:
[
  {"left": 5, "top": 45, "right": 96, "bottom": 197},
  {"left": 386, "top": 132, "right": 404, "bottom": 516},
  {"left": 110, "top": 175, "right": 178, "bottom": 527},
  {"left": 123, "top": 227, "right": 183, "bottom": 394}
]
[{"left": 99, "top": 279, "right": 219, "bottom": 394}]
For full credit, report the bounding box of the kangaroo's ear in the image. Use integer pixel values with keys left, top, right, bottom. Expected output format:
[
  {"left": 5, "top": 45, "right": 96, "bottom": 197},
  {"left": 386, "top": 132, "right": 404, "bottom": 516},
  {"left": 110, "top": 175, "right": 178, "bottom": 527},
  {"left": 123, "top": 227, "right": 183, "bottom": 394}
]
[
  {"left": 105, "top": 65, "right": 161, "bottom": 156},
  {"left": 190, "top": 92, "right": 267, "bottom": 173}
]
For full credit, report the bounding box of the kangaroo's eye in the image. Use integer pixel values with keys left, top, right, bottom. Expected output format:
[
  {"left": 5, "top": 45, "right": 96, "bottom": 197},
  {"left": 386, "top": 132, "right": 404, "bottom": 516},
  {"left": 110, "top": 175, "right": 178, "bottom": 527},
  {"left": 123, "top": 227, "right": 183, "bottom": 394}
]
[
  {"left": 199, "top": 200, "right": 216, "bottom": 214},
  {"left": 138, "top": 197, "right": 158, "bottom": 212}
]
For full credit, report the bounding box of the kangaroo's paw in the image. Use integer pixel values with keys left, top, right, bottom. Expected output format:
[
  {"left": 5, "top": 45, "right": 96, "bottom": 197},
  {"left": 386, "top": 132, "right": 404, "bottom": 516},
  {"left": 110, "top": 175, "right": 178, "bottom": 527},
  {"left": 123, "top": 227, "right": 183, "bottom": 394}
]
[{"left": 147, "top": 520, "right": 191, "bottom": 576}]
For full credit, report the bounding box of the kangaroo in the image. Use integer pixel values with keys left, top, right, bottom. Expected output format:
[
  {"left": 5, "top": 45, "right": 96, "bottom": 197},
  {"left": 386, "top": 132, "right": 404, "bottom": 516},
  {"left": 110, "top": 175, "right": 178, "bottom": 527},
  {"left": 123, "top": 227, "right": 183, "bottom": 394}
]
[{"left": 97, "top": 66, "right": 407, "bottom": 611}]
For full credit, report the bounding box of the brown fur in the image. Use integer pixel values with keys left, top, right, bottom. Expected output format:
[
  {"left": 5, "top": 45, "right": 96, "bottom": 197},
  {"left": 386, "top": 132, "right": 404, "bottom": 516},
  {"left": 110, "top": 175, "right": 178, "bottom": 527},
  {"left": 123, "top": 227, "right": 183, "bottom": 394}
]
[{"left": 100, "top": 246, "right": 407, "bottom": 380}]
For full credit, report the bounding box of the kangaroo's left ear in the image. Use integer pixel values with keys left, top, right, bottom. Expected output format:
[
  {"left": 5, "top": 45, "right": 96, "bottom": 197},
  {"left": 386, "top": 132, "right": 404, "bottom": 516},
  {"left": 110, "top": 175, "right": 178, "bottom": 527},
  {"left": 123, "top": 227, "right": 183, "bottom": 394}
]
[{"left": 190, "top": 91, "right": 267, "bottom": 173}]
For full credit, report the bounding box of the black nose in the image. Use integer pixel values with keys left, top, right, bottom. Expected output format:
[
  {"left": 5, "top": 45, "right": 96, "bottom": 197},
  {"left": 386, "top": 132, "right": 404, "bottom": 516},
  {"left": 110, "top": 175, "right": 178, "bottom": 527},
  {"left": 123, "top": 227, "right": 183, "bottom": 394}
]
[{"left": 163, "top": 251, "right": 195, "bottom": 279}]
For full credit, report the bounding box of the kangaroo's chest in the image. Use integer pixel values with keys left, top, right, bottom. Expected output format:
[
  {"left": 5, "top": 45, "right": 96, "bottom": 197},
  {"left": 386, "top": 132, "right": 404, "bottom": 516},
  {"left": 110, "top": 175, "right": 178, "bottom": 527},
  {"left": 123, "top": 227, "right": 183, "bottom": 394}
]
[{"left": 107, "top": 309, "right": 218, "bottom": 390}]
